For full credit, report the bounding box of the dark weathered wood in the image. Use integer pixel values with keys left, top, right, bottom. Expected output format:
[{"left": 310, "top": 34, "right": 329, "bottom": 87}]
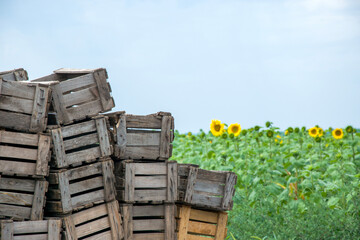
[
  {"left": 106, "top": 111, "right": 174, "bottom": 160},
  {"left": 178, "top": 164, "right": 237, "bottom": 211},
  {"left": 50, "top": 117, "right": 112, "bottom": 168},
  {"left": 120, "top": 203, "right": 175, "bottom": 240},
  {"left": 46, "top": 159, "right": 116, "bottom": 214},
  {"left": 0, "top": 220, "right": 13, "bottom": 240},
  {"left": 0, "top": 68, "right": 28, "bottom": 81},
  {"left": 0, "top": 176, "right": 48, "bottom": 220},
  {"left": 115, "top": 161, "right": 178, "bottom": 203},
  {"left": 32, "top": 68, "right": 114, "bottom": 125},
  {"left": 62, "top": 201, "right": 123, "bottom": 240},
  {"left": 176, "top": 205, "right": 228, "bottom": 240}
]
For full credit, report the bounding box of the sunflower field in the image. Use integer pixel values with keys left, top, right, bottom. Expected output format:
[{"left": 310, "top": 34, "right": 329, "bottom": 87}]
[{"left": 171, "top": 121, "right": 360, "bottom": 239}]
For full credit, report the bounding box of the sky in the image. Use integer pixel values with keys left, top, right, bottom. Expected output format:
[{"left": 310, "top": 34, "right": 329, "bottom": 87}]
[{"left": 1, "top": 0, "right": 360, "bottom": 133}]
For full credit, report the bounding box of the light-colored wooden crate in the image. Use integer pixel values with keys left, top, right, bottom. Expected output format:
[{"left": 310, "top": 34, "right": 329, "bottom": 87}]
[
  {"left": 178, "top": 164, "right": 237, "bottom": 211},
  {"left": 0, "top": 68, "right": 28, "bottom": 81},
  {"left": 120, "top": 203, "right": 176, "bottom": 240},
  {"left": 0, "top": 130, "right": 51, "bottom": 177},
  {"left": 62, "top": 201, "right": 123, "bottom": 240},
  {"left": 115, "top": 160, "right": 177, "bottom": 203},
  {"left": 106, "top": 111, "right": 174, "bottom": 160},
  {"left": 0, "top": 176, "right": 48, "bottom": 221},
  {"left": 176, "top": 205, "right": 228, "bottom": 240},
  {"left": 50, "top": 116, "right": 112, "bottom": 168},
  {"left": 32, "top": 68, "right": 115, "bottom": 125},
  {"left": 0, "top": 219, "right": 61, "bottom": 240},
  {"left": 46, "top": 159, "right": 116, "bottom": 214},
  {"left": 0, "top": 79, "right": 52, "bottom": 133}
]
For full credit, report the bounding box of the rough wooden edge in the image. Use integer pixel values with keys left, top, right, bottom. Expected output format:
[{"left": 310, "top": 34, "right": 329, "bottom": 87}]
[
  {"left": 48, "top": 219, "right": 62, "bottom": 240},
  {"left": 51, "top": 128, "right": 67, "bottom": 168},
  {"left": 221, "top": 172, "right": 237, "bottom": 210},
  {"left": 167, "top": 161, "right": 178, "bottom": 203},
  {"left": 124, "top": 163, "right": 135, "bottom": 202},
  {"left": 0, "top": 220, "right": 14, "bottom": 240},
  {"left": 177, "top": 205, "right": 191, "bottom": 240},
  {"left": 115, "top": 115, "right": 127, "bottom": 158},
  {"left": 95, "top": 117, "right": 112, "bottom": 157},
  {"left": 102, "top": 160, "right": 116, "bottom": 202},
  {"left": 160, "top": 116, "right": 172, "bottom": 159},
  {"left": 63, "top": 216, "right": 77, "bottom": 240},
  {"left": 51, "top": 83, "right": 68, "bottom": 125},
  {"left": 184, "top": 166, "right": 199, "bottom": 203},
  {"left": 120, "top": 204, "right": 133, "bottom": 240},
  {"left": 58, "top": 171, "right": 72, "bottom": 213},
  {"left": 0, "top": 78, "right": 2, "bottom": 95},
  {"left": 107, "top": 201, "right": 124, "bottom": 240},
  {"left": 165, "top": 204, "right": 176, "bottom": 240},
  {"left": 93, "top": 69, "right": 114, "bottom": 111},
  {"left": 31, "top": 180, "right": 48, "bottom": 220},
  {"left": 214, "top": 212, "right": 228, "bottom": 240},
  {"left": 36, "top": 134, "right": 51, "bottom": 176}
]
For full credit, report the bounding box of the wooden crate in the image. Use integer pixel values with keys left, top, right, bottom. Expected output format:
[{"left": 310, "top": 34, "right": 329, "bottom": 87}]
[
  {"left": 50, "top": 116, "right": 112, "bottom": 168},
  {"left": 0, "top": 68, "right": 28, "bottom": 81},
  {"left": 106, "top": 111, "right": 174, "bottom": 160},
  {"left": 114, "top": 160, "right": 177, "bottom": 203},
  {"left": 178, "top": 164, "right": 237, "bottom": 211},
  {"left": 62, "top": 201, "right": 123, "bottom": 240},
  {"left": 120, "top": 203, "right": 176, "bottom": 240},
  {"left": 32, "top": 68, "right": 115, "bottom": 125},
  {"left": 0, "top": 219, "right": 61, "bottom": 240},
  {"left": 0, "top": 79, "right": 52, "bottom": 133},
  {"left": 46, "top": 159, "right": 116, "bottom": 214},
  {"left": 0, "top": 176, "right": 48, "bottom": 220},
  {"left": 0, "top": 130, "right": 51, "bottom": 177},
  {"left": 176, "top": 205, "right": 227, "bottom": 240}
]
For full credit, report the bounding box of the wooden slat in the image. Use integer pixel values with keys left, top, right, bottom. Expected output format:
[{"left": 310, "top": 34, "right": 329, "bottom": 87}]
[
  {"left": 83, "top": 231, "right": 112, "bottom": 240},
  {"left": 177, "top": 205, "right": 191, "bottom": 240},
  {"left": 0, "top": 95, "right": 33, "bottom": 114},
  {"left": 0, "top": 204, "right": 31, "bottom": 220},
  {"left": 0, "top": 111, "right": 32, "bottom": 132},
  {"left": 12, "top": 221, "right": 48, "bottom": 234},
  {"left": 93, "top": 69, "right": 113, "bottom": 111},
  {"left": 101, "top": 160, "right": 116, "bottom": 202},
  {"left": 0, "top": 145, "right": 38, "bottom": 160},
  {"left": 194, "top": 179, "right": 224, "bottom": 196},
  {"left": 124, "top": 163, "right": 135, "bottom": 202},
  {"left": 214, "top": 212, "right": 228, "bottom": 240},
  {"left": 51, "top": 83, "right": 68, "bottom": 124},
  {"left": 48, "top": 220, "right": 62, "bottom": 240},
  {"left": 187, "top": 234, "right": 212, "bottom": 240},
  {"left": 63, "top": 132, "right": 99, "bottom": 151},
  {"left": 134, "top": 176, "right": 167, "bottom": 188},
  {"left": 29, "top": 85, "right": 50, "bottom": 132},
  {"left": 134, "top": 163, "right": 167, "bottom": 175},
  {"left": 134, "top": 189, "right": 167, "bottom": 201},
  {"left": 0, "top": 130, "right": 39, "bottom": 146},
  {"left": 76, "top": 216, "right": 110, "bottom": 238},
  {"left": 72, "top": 204, "right": 108, "bottom": 225},
  {"left": 1, "top": 221, "right": 14, "bottom": 240},
  {"left": 126, "top": 115, "right": 162, "bottom": 129},
  {"left": 51, "top": 128, "right": 67, "bottom": 168},
  {"left": 126, "top": 132, "right": 160, "bottom": 146},
  {"left": 36, "top": 134, "right": 51, "bottom": 176},
  {"left": 184, "top": 166, "right": 198, "bottom": 203},
  {"left": 133, "top": 205, "right": 164, "bottom": 217},
  {"left": 63, "top": 86, "right": 99, "bottom": 107},
  {"left": 191, "top": 193, "right": 223, "bottom": 209},
  {"left": 54, "top": 68, "right": 103, "bottom": 74},
  {"left": 0, "top": 191, "right": 33, "bottom": 206},
  {"left": 71, "top": 189, "right": 105, "bottom": 209},
  {"left": 106, "top": 201, "right": 123, "bottom": 240},
  {"left": 58, "top": 171, "right": 72, "bottom": 213},
  {"left": 0, "top": 160, "right": 36, "bottom": 176},
  {"left": 133, "top": 233, "right": 164, "bottom": 240},
  {"left": 63, "top": 216, "right": 77, "bottom": 240},
  {"left": 95, "top": 117, "right": 112, "bottom": 156},
  {"left": 14, "top": 234, "right": 47, "bottom": 240},
  {"left": 66, "top": 147, "right": 101, "bottom": 165},
  {"left": 61, "top": 119, "right": 96, "bottom": 138},
  {"left": 165, "top": 204, "right": 176, "bottom": 240},
  {"left": 1, "top": 80, "right": 35, "bottom": 100},
  {"left": 59, "top": 73, "right": 96, "bottom": 94},
  {"left": 167, "top": 161, "right": 178, "bottom": 202},
  {"left": 160, "top": 116, "right": 171, "bottom": 158},
  {"left": 197, "top": 169, "right": 227, "bottom": 182},
  {"left": 65, "top": 99, "right": 103, "bottom": 121},
  {"left": 69, "top": 176, "right": 103, "bottom": 195},
  {"left": 116, "top": 115, "right": 127, "bottom": 157},
  {"left": 189, "top": 209, "right": 218, "bottom": 224},
  {"left": 121, "top": 204, "right": 133, "bottom": 240},
  {"left": 187, "top": 220, "right": 216, "bottom": 236},
  {"left": 133, "top": 219, "right": 164, "bottom": 231},
  {"left": 67, "top": 162, "right": 102, "bottom": 181},
  {"left": 221, "top": 173, "right": 237, "bottom": 210},
  {"left": 0, "top": 177, "right": 35, "bottom": 192},
  {"left": 121, "top": 146, "right": 160, "bottom": 159}
]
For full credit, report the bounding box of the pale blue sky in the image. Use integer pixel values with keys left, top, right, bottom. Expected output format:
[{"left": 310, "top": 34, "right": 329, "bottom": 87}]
[{"left": 1, "top": 0, "right": 359, "bottom": 132}]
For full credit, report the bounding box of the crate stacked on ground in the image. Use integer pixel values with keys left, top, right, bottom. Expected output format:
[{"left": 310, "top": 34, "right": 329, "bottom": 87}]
[
  {"left": 0, "top": 68, "right": 28, "bottom": 82},
  {"left": 176, "top": 164, "right": 237, "bottom": 240},
  {"left": 107, "top": 111, "right": 177, "bottom": 239},
  {"left": 30, "top": 68, "right": 124, "bottom": 239}
]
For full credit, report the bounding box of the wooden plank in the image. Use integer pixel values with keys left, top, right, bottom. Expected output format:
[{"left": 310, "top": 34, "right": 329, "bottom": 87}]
[
  {"left": 51, "top": 128, "right": 67, "bottom": 168},
  {"left": 197, "top": 169, "right": 227, "bottom": 182},
  {"left": 58, "top": 171, "right": 72, "bottom": 213},
  {"left": 1, "top": 221, "right": 14, "bottom": 240},
  {"left": 221, "top": 173, "right": 237, "bottom": 210},
  {"left": 214, "top": 212, "right": 228, "bottom": 240},
  {"left": 65, "top": 99, "right": 103, "bottom": 122},
  {"left": 116, "top": 115, "right": 127, "bottom": 157},
  {"left": 95, "top": 117, "right": 112, "bottom": 156},
  {"left": 69, "top": 176, "right": 103, "bottom": 195},
  {"left": 187, "top": 235, "right": 212, "bottom": 240},
  {"left": 76, "top": 216, "right": 110, "bottom": 238},
  {"left": 0, "top": 204, "right": 31, "bottom": 220},
  {"left": 83, "top": 231, "right": 112, "bottom": 240},
  {"left": 0, "top": 111, "right": 32, "bottom": 132},
  {"left": 0, "top": 177, "right": 35, "bottom": 192},
  {"left": 124, "top": 163, "right": 135, "bottom": 202},
  {"left": 63, "top": 216, "right": 77, "bottom": 240},
  {"left": 59, "top": 73, "right": 96, "bottom": 94},
  {"left": 0, "top": 160, "right": 36, "bottom": 176},
  {"left": 120, "top": 204, "right": 133, "bottom": 240},
  {"left": 14, "top": 234, "right": 47, "bottom": 240},
  {"left": 66, "top": 147, "right": 101, "bottom": 165},
  {"left": 12, "top": 221, "right": 48, "bottom": 234},
  {"left": 121, "top": 146, "right": 160, "bottom": 159},
  {"left": 133, "top": 205, "right": 164, "bottom": 217},
  {"left": 63, "top": 132, "right": 98, "bottom": 151},
  {"left": 0, "top": 191, "right": 33, "bottom": 206},
  {"left": 134, "top": 189, "right": 167, "bottom": 201},
  {"left": 167, "top": 161, "right": 178, "bottom": 202},
  {"left": 0, "top": 78, "right": 2, "bottom": 95},
  {"left": 0, "top": 95, "right": 33, "bottom": 114},
  {"left": 93, "top": 69, "right": 113, "bottom": 111},
  {"left": 133, "top": 219, "right": 164, "bottom": 231},
  {"left": 67, "top": 162, "right": 102, "bottom": 181},
  {"left": 36, "top": 134, "right": 51, "bottom": 176},
  {"left": 133, "top": 233, "right": 165, "bottom": 240},
  {"left": 48, "top": 220, "right": 62, "bottom": 240},
  {"left": 191, "top": 193, "right": 223, "bottom": 209},
  {"left": 61, "top": 120, "right": 96, "bottom": 138},
  {"left": 126, "top": 115, "right": 162, "bottom": 129},
  {"left": 72, "top": 204, "right": 107, "bottom": 225},
  {"left": 71, "top": 189, "right": 105, "bottom": 209},
  {"left": 0, "top": 69, "right": 27, "bottom": 81},
  {"left": 1, "top": 80, "right": 35, "bottom": 100},
  {"left": 189, "top": 209, "right": 218, "bottom": 224},
  {"left": 54, "top": 68, "right": 104, "bottom": 74},
  {"left": 134, "top": 176, "right": 167, "bottom": 188},
  {"left": 184, "top": 166, "right": 198, "bottom": 203},
  {"left": 30, "top": 181, "right": 47, "bottom": 220},
  {"left": 177, "top": 205, "right": 191, "bottom": 240},
  {"left": 165, "top": 204, "right": 175, "bottom": 240},
  {"left": 30, "top": 85, "right": 49, "bottom": 132},
  {"left": 126, "top": 132, "right": 160, "bottom": 146},
  {"left": 134, "top": 162, "right": 167, "bottom": 175},
  {"left": 63, "top": 86, "right": 99, "bottom": 108},
  {"left": 101, "top": 160, "right": 116, "bottom": 202},
  {"left": 194, "top": 179, "right": 225, "bottom": 196},
  {"left": 51, "top": 83, "right": 68, "bottom": 124},
  {"left": 106, "top": 201, "right": 123, "bottom": 240},
  {"left": 0, "top": 145, "right": 38, "bottom": 160},
  {"left": 160, "top": 116, "right": 171, "bottom": 158},
  {"left": 187, "top": 220, "right": 216, "bottom": 236},
  {"left": 0, "top": 130, "right": 39, "bottom": 146}
]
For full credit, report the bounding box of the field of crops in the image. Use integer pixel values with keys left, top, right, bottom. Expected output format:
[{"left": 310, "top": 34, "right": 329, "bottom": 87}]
[{"left": 171, "top": 121, "right": 360, "bottom": 239}]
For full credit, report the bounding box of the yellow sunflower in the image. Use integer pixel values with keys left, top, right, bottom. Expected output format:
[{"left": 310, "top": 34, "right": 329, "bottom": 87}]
[
  {"left": 332, "top": 128, "right": 344, "bottom": 140},
  {"left": 308, "top": 127, "right": 318, "bottom": 138},
  {"left": 227, "top": 123, "right": 241, "bottom": 136},
  {"left": 210, "top": 120, "right": 225, "bottom": 137},
  {"left": 317, "top": 127, "right": 324, "bottom": 137},
  {"left": 285, "top": 130, "right": 289, "bottom": 136}
]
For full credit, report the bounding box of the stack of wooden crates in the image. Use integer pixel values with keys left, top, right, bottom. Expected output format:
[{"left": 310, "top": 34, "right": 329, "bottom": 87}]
[{"left": 0, "top": 68, "right": 237, "bottom": 240}]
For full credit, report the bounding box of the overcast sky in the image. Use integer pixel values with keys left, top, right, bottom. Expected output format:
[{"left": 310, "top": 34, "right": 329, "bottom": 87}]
[{"left": 1, "top": 0, "right": 359, "bottom": 133}]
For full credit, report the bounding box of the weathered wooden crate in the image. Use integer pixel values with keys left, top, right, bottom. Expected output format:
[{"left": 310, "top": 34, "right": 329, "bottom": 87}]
[
  {"left": 62, "top": 201, "right": 123, "bottom": 240},
  {"left": 120, "top": 203, "right": 176, "bottom": 240},
  {"left": 0, "top": 79, "right": 52, "bottom": 133},
  {"left": 176, "top": 205, "right": 228, "bottom": 240},
  {"left": 106, "top": 111, "right": 174, "bottom": 160},
  {"left": 0, "top": 68, "right": 28, "bottom": 81},
  {"left": 46, "top": 159, "right": 116, "bottom": 214},
  {"left": 0, "top": 219, "right": 61, "bottom": 240},
  {"left": 50, "top": 116, "right": 112, "bottom": 168},
  {"left": 0, "top": 130, "right": 51, "bottom": 177},
  {"left": 114, "top": 160, "right": 177, "bottom": 203},
  {"left": 32, "top": 68, "right": 115, "bottom": 125},
  {"left": 178, "top": 164, "right": 237, "bottom": 211},
  {"left": 0, "top": 176, "right": 48, "bottom": 220}
]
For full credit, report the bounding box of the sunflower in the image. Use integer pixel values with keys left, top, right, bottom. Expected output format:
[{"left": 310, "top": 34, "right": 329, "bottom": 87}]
[
  {"left": 210, "top": 120, "right": 225, "bottom": 137},
  {"left": 317, "top": 127, "right": 324, "bottom": 137},
  {"left": 285, "top": 130, "right": 289, "bottom": 136},
  {"left": 266, "top": 130, "right": 274, "bottom": 138},
  {"left": 332, "top": 128, "right": 344, "bottom": 140},
  {"left": 228, "top": 123, "right": 241, "bottom": 136},
  {"left": 308, "top": 127, "right": 318, "bottom": 138}
]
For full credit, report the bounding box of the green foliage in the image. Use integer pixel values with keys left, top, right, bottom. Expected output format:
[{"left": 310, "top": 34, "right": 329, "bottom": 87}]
[{"left": 171, "top": 125, "right": 360, "bottom": 239}]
